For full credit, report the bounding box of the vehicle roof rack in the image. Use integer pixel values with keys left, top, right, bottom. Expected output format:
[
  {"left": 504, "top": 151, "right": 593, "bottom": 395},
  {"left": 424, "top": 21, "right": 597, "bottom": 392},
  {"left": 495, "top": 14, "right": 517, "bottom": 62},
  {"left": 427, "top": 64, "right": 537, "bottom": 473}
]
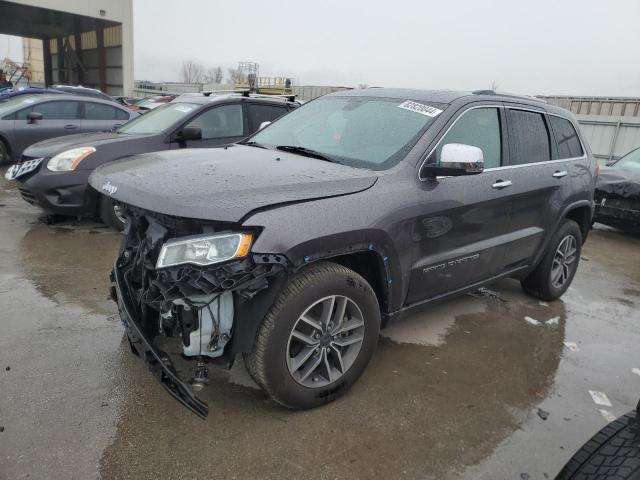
[
  {"left": 471, "top": 89, "right": 548, "bottom": 103},
  {"left": 198, "top": 90, "right": 297, "bottom": 102}
]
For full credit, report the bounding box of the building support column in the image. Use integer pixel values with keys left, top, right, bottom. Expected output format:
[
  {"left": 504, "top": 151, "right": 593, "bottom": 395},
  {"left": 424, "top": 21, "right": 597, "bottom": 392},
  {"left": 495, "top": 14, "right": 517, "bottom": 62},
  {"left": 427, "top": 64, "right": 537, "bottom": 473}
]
[{"left": 96, "top": 23, "right": 107, "bottom": 92}]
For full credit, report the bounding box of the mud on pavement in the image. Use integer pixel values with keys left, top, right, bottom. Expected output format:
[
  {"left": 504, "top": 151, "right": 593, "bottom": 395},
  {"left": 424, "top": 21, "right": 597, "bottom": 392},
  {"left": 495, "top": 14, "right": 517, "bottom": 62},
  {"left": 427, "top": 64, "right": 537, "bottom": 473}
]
[{"left": 0, "top": 170, "right": 639, "bottom": 480}]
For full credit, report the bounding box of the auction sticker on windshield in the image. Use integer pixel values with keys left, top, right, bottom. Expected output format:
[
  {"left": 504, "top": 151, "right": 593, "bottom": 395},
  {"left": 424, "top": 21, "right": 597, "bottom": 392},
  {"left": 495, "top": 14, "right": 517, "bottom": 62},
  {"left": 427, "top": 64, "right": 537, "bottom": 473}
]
[{"left": 397, "top": 100, "right": 443, "bottom": 117}]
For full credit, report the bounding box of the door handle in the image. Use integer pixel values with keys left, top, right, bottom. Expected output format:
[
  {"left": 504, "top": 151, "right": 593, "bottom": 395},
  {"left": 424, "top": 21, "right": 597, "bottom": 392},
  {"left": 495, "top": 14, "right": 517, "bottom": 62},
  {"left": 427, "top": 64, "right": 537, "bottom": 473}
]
[
  {"left": 64, "top": 124, "right": 78, "bottom": 130},
  {"left": 492, "top": 180, "right": 513, "bottom": 189},
  {"left": 552, "top": 170, "right": 568, "bottom": 178}
]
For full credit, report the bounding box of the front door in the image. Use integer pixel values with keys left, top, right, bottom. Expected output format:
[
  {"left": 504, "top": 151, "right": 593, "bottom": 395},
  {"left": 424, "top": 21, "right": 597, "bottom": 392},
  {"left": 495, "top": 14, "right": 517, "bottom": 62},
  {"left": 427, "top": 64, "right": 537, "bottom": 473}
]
[
  {"left": 13, "top": 100, "right": 82, "bottom": 156},
  {"left": 406, "top": 105, "right": 513, "bottom": 304},
  {"left": 173, "top": 103, "right": 247, "bottom": 149}
]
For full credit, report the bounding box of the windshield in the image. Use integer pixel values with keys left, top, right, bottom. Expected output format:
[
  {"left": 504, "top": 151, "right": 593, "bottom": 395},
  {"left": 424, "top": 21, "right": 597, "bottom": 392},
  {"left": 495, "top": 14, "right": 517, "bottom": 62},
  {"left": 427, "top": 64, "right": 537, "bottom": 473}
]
[
  {"left": 613, "top": 147, "right": 640, "bottom": 171},
  {"left": 117, "top": 102, "right": 198, "bottom": 135},
  {"left": 249, "top": 96, "right": 445, "bottom": 169},
  {"left": 0, "top": 95, "right": 40, "bottom": 116}
]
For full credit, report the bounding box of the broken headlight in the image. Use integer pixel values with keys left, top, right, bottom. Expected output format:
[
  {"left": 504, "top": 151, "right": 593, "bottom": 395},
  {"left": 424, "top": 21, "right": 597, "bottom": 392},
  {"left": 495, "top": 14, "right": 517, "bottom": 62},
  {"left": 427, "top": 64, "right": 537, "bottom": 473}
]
[{"left": 156, "top": 233, "right": 253, "bottom": 269}]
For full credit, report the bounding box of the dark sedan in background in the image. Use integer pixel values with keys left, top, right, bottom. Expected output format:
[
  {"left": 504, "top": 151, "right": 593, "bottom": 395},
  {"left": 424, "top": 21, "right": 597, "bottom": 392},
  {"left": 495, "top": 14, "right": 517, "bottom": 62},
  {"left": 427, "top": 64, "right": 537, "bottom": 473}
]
[
  {"left": 6, "top": 92, "right": 299, "bottom": 229},
  {"left": 594, "top": 146, "right": 640, "bottom": 233},
  {"left": 0, "top": 94, "right": 137, "bottom": 164}
]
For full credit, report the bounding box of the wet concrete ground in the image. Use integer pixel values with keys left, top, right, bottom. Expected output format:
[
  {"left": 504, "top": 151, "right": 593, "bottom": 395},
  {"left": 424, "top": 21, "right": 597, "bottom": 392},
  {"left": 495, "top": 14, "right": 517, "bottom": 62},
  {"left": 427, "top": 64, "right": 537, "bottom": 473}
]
[{"left": 0, "top": 171, "right": 638, "bottom": 480}]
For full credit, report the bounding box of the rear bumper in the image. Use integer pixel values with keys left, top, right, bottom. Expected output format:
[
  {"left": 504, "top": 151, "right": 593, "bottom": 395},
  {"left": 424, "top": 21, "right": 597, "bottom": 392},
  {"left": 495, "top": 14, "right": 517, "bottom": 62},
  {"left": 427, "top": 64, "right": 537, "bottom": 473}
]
[{"left": 112, "top": 263, "right": 209, "bottom": 418}]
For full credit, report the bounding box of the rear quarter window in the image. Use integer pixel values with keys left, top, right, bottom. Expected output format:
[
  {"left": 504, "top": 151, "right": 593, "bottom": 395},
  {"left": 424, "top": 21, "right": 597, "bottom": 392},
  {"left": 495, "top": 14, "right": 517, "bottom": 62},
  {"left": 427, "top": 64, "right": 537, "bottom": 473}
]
[{"left": 549, "top": 116, "right": 583, "bottom": 159}]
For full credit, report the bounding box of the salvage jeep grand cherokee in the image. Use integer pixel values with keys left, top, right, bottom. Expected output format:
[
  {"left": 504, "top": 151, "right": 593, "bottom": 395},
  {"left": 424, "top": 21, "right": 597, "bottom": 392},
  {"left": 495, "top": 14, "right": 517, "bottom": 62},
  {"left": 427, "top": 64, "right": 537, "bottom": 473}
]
[{"left": 89, "top": 89, "right": 596, "bottom": 416}]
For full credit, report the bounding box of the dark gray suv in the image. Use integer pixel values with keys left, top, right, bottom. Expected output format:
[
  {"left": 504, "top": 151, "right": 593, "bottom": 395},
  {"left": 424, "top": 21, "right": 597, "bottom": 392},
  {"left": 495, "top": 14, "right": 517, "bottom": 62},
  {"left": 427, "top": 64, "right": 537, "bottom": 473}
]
[{"left": 89, "top": 88, "right": 595, "bottom": 416}]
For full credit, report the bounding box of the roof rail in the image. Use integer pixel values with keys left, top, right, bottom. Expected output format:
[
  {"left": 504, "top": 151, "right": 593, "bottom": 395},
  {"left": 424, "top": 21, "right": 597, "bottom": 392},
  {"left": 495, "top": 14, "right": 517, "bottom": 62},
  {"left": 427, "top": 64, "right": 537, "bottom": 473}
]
[{"left": 472, "top": 89, "right": 548, "bottom": 103}]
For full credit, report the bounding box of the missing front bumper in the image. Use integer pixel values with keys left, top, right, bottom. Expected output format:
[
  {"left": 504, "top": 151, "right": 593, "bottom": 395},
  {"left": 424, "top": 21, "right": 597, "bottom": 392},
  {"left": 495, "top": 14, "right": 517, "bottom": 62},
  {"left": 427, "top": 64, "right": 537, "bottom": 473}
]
[{"left": 113, "top": 263, "right": 209, "bottom": 418}]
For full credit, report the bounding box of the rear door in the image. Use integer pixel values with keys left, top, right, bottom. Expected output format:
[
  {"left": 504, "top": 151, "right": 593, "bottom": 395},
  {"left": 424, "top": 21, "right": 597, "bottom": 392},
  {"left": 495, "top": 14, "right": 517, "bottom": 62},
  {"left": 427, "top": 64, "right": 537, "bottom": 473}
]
[
  {"left": 12, "top": 99, "right": 82, "bottom": 156},
  {"left": 82, "top": 101, "right": 131, "bottom": 132},
  {"left": 498, "top": 105, "right": 570, "bottom": 268},
  {"left": 246, "top": 102, "right": 290, "bottom": 134},
  {"left": 407, "top": 104, "right": 513, "bottom": 304}
]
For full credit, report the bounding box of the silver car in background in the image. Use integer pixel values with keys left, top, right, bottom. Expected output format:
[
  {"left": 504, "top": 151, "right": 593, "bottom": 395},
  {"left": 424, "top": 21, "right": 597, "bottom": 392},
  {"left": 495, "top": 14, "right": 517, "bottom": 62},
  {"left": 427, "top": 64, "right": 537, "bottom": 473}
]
[{"left": 0, "top": 94, "right": 137, "bottom": 164}]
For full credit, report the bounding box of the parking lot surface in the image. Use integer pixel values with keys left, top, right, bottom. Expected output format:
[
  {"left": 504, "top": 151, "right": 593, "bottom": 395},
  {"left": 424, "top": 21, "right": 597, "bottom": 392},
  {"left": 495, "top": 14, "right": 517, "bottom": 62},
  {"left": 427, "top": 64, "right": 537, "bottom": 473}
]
[{"left": 1, "top": 171, "right": 638, "bottom": 480}]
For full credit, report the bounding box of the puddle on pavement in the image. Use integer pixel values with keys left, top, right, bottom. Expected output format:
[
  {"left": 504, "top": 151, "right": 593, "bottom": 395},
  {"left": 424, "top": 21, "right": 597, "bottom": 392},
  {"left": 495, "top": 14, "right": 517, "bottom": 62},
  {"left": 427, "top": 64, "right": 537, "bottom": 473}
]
[
  {"left": 17, "top": 223, "right": 121, "bottom": 314},
  {"left": 98, "top": 280, "right": 567, "bottom": 480}
]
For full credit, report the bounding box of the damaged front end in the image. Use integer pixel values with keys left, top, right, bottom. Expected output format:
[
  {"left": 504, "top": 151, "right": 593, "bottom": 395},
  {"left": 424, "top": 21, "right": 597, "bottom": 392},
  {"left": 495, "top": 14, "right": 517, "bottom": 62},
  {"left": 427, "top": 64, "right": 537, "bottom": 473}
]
[
  {"left": 595, "top": 169, "right": 640, "bottom": 233},
  {"left": 111, "top": 205, "right": 288, "bottom": 417}
]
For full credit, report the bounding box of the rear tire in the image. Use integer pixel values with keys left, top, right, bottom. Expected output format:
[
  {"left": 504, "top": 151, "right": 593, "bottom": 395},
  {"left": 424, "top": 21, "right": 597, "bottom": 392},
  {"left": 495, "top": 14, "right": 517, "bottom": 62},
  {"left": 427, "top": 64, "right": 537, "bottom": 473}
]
[
  {"left": 521, "top": 219, "right": 582, "bottom": 301},
  {"left": 0, "top": 138, "right": 10, "bottom": 165},
  {"left": 99, "top": 195, "right": 126, "bottom": 231},
  {"left": 245, "top": 262, "right": 380, "bottom": 409}
]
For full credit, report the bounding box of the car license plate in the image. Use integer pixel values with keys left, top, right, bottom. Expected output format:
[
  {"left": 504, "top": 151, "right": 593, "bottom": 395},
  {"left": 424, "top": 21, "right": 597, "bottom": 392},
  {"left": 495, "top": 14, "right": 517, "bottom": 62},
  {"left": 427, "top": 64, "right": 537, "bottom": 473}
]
[{"left": 4, "top": 158, "right": 44, "bottom": 181}]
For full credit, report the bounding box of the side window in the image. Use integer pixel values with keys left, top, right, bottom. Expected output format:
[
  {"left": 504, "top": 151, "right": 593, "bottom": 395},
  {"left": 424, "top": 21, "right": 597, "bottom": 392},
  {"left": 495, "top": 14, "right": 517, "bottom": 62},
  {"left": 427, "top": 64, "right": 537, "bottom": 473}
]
[
  {"left": 549, "top": 116, "right": 583, "bottom": 159},
  {"left": 85, "top": 102, "right": 121, "bottom": 120},
  {"left": 28, "top": 101, "right": 81, "bottom": 120},
  {"left": 247, "top": 104, "right": 288, "bottom": 133},
  {"left": 115, "top": 108, "right": 130, "bottom": 120},
  {"left": 507, "top": 109, "right": 550, "bottom": 165},
  {"left": 186, "top": 104, "right": 244, "bottom": 139},
  {"left": 15, "top": 106, "right": 33, "bottom": 120},
  {"left": 434, "top": 107, "right": 502, "bottom": 168}
]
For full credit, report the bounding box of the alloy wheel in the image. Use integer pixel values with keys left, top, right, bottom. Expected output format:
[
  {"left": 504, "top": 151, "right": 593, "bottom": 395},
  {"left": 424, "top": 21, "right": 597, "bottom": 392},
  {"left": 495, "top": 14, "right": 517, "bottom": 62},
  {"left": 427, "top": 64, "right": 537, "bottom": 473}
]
[
  {"left": 286, "top": 295, "right": 365, "bottom": 388},
  {"left": 551, "top": 234, "right": 577, "bottom": 289}
]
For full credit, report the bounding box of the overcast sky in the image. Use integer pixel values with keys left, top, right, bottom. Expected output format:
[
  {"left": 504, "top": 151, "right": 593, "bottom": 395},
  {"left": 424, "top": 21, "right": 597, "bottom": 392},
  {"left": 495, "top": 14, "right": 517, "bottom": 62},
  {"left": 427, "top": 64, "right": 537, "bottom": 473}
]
[
  {"left": 2, "top": 0, "right": 639, "bottom": 96},
  {"left": 132, "top": 0, "right": 640, "bottom": 96}
]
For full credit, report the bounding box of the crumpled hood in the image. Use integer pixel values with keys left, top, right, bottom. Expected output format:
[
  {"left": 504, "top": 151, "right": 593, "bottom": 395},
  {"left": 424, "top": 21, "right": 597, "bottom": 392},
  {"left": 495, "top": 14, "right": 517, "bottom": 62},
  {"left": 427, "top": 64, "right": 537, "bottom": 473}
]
[
  {"left": 24, "top": 132, "right": 149, "bottom": 158},
  {"left": 89, "top": 145, "right": 378, "bottom": 222},
  {"left": 596, "top": 167, "right": 640, "bottom": 200}
]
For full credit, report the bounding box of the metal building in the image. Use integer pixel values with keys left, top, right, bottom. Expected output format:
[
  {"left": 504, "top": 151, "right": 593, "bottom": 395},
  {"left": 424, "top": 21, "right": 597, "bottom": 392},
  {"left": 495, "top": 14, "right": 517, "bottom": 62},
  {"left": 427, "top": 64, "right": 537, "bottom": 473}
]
[{"left": 0, "top": 0, "right": 133, "bottom": 95}]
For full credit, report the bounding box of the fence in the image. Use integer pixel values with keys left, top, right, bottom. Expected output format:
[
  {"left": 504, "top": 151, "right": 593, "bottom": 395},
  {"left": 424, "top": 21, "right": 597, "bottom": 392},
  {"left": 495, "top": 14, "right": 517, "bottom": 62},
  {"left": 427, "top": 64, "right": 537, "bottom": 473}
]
[
  {"left": 576, "top": 115, "right": 640, "bottom": 162},
  {"left": 541, "top": 96, "right": 640, "bottom": 163}
]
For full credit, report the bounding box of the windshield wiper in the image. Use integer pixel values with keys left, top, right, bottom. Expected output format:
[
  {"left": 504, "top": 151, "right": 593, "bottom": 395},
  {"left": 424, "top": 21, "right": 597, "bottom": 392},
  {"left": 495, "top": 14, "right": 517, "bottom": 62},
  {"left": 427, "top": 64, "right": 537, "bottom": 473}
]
[
  {"left": 243, "top": 140, "right": 269, "bottom": 149},
  {"left": 275, "top": 145, "right": 339, "bottom": 163}
]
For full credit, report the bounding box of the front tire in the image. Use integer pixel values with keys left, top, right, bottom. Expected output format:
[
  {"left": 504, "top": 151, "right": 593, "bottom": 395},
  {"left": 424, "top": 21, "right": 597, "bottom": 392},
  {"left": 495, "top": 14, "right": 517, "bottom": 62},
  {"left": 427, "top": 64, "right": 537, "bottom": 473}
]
[
  {"left": 99, "top": 195, "right": 126, "bottom": 231},
  {"left": 521, "top": 219, "right": 582, "bottom": 301},
  {"left": 245, "top": 262, "right": 380, "bottom": 409},
  {"left": 0, "top": 138, "right": 10, "bottom": 165}
]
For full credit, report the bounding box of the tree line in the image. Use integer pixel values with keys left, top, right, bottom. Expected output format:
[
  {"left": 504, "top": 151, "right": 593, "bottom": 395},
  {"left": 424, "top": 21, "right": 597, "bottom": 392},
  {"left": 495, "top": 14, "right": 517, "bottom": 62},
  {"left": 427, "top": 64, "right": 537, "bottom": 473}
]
[{"left": 180, "top": 60, "right": 246, "bottom": 85}]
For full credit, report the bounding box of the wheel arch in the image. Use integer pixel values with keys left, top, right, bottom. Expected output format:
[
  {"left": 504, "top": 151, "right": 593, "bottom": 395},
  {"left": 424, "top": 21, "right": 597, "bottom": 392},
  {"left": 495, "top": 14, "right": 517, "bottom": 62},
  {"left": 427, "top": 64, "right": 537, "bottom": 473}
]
[
  {"left": 564, "top": 202, "right": 593, "bottom": 243},
  {"left": 321, "top": 250, "right": 390, "bottom": 316},
  {"left": 527, "top": 200, "right": 593, "bottom": 274}
]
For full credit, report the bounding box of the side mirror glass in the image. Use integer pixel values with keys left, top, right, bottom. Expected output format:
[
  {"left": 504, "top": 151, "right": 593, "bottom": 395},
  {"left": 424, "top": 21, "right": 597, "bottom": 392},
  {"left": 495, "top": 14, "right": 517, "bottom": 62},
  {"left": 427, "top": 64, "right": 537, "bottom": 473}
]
[
  {"left": 258, "top": 121, "right": 271, "bottom": 130},
  {"left": 421, "top": 143, "right": 484, "bottom": 178},
  {"left": 176, "top": 126, "right": 202, "bottom": 143},
  {"left": 27, "top": 111, "right": 43, "bottom": 123}
]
